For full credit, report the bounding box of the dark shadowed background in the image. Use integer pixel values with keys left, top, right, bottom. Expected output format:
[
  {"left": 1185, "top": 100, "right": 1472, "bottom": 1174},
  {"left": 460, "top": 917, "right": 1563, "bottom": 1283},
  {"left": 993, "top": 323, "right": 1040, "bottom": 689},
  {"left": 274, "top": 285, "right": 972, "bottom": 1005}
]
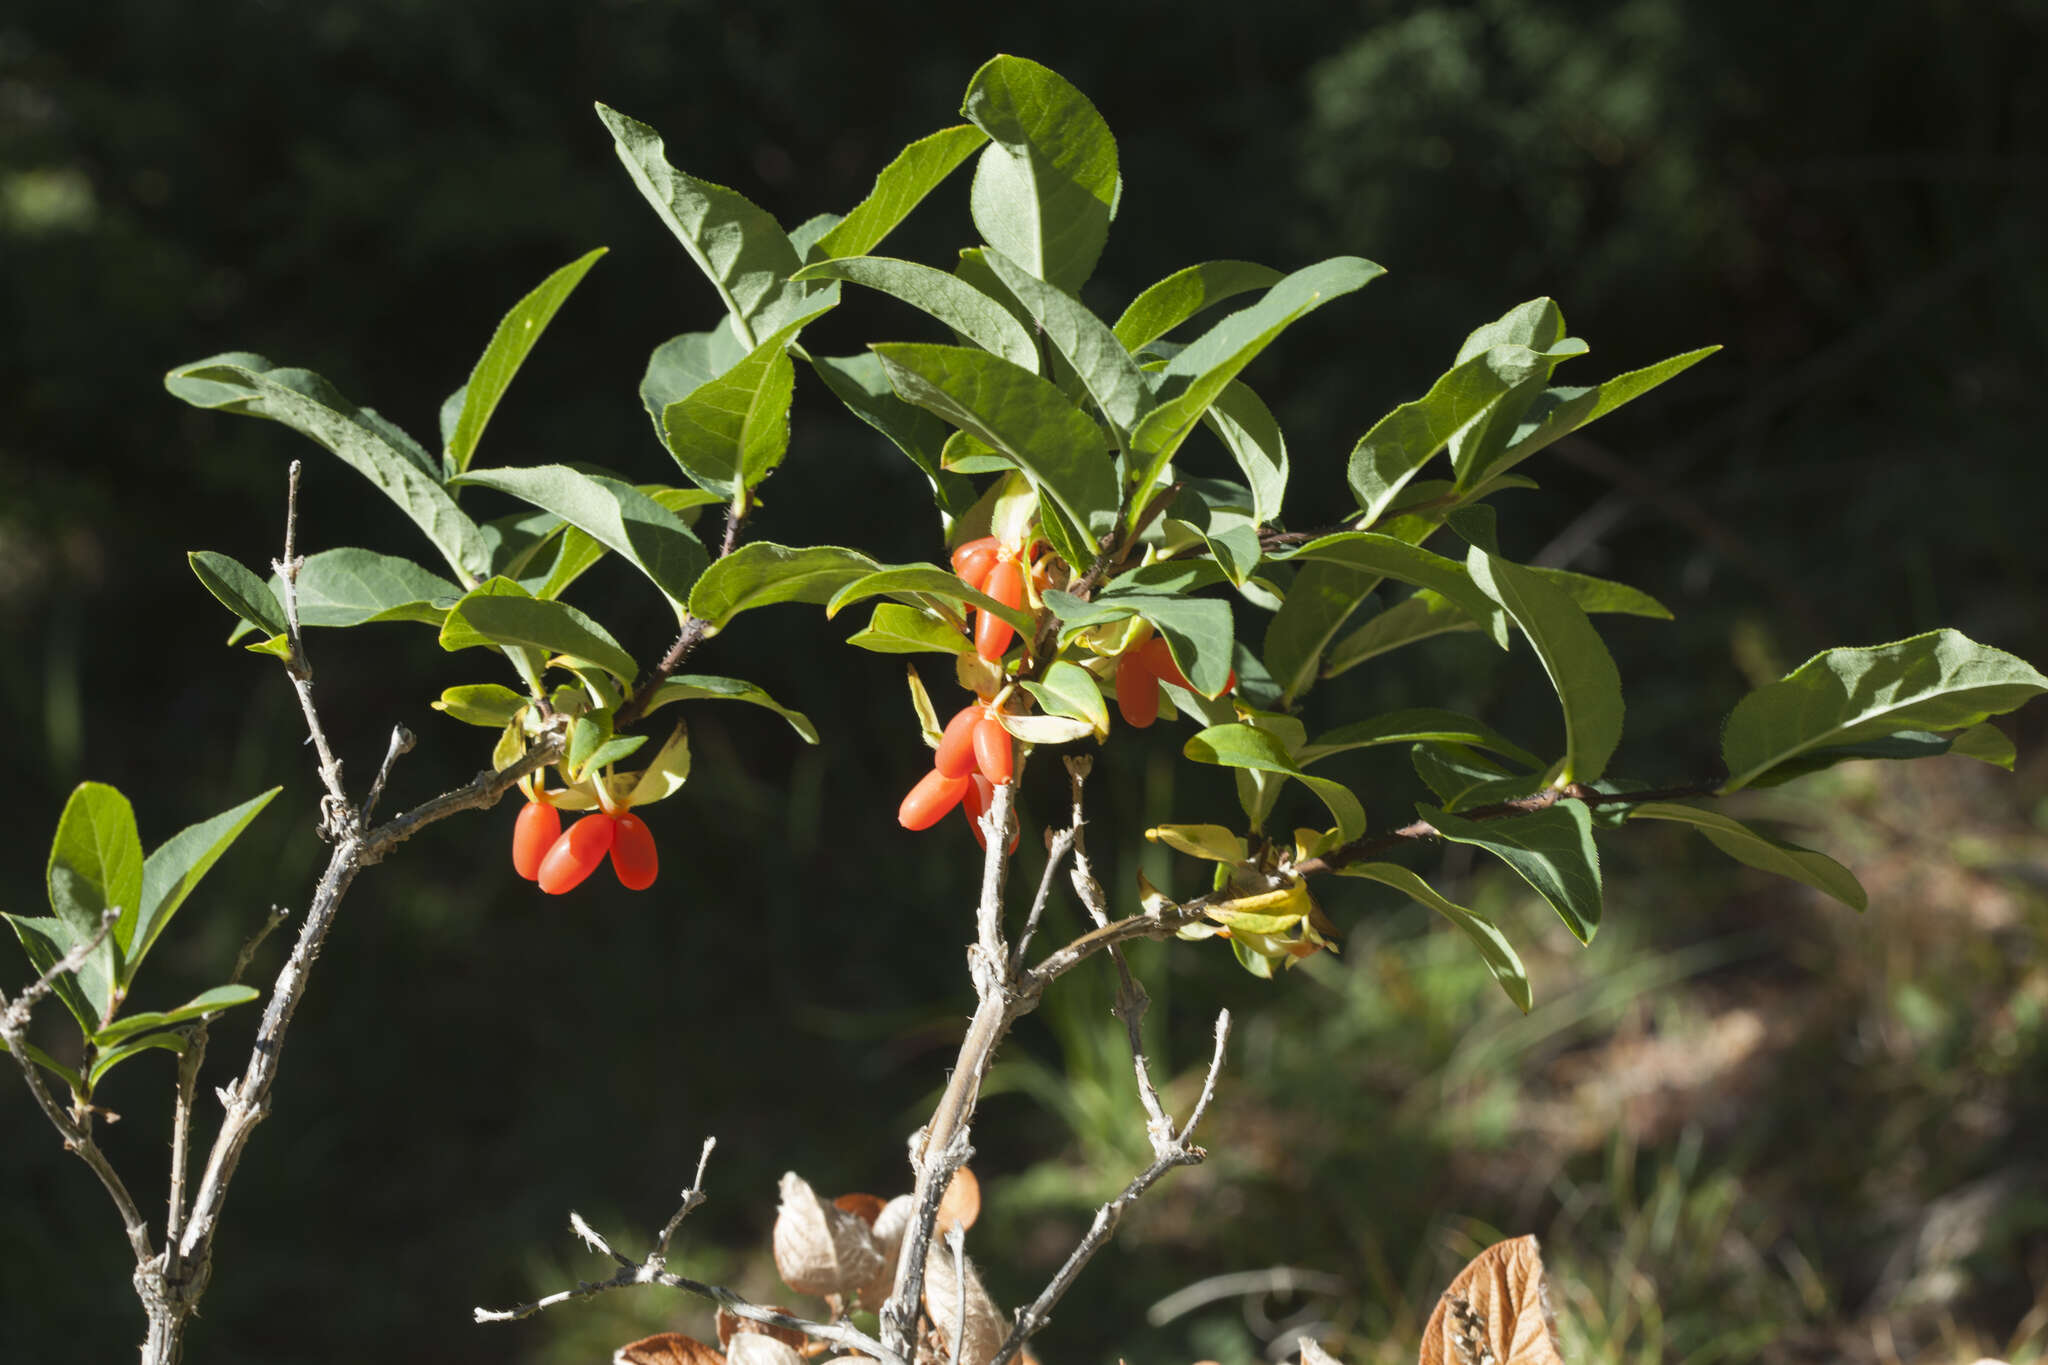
[{"left": 4, "top": 2, "right": 2046, "bottom": 1361}]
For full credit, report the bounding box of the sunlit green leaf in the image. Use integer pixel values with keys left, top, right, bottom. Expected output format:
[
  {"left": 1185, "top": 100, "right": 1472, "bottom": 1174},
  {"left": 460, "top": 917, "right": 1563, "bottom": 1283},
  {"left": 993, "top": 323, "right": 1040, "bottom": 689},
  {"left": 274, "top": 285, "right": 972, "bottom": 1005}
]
[
  {"left": 644, "top": 674, "right": 819, "bottom": 744},
  {"left": 1490, "top": 346, "right": 1721, "bottom": 479},
  {"left": 165, "top": 354, "right": 489, "bottom": 582},
  {"left": 816, "top": 123, "right": 990, "bottom": 260},
  {"left": 1628, "top": 802, "right": 1866, "bottom": 910},
  {"left": 87, "top": 1030, "right": 188, "bottom": 1087},
  {"left": 686, "top": 543, "right": 880, "bottom": 632},
  {"left": 189, "top": 551, "right": 287, "bottom": 639},
  {"left": 659, "top": 305, "right": 832, "bottom": 496},
  {"left": 0, "top": 1032, "right": 82, "bottom": 1092},
  {"left": 440, "top": 577, "right": 636, "bottom": 681},
  {"left": 1337, "top": 862, "right": 1532, "bottom": 1012},
  {"left": 452, "top": 465, "right": 708, "bottom": 617},
  {"left": 807, "top": 352, "right": 972, "bottom": 513},
  {"left": 5, "top": 915, "right": 98, "bottom": 1036},
  {"left": 1422, "top": 802, "right": 1603, "bottom": 944},
  {"left": 1719, "top": 630, "right": 2047, "bottom": 793},
  {"left": 93, "top": 985, "right": 262, "bottom": 1047},
  {"left": 433, "top": 683, "right": 528, "bottom": 728},
  {"left": 46, "top": 782, "right": 141, "bottom": 1018},
  {"left": 1203, "top": 380, "right": 1289, "bottom": 524},
  {"left": 826, "top": 564, "right": 1035, "bottom": 633},
  {"left": 846, "top": 603, "right": 972, "bottom": 657},
  {"left": 1468, "top": 548, "right": 1624, "bottom": 786},
  {"left": 1113, "top": 260, "right": 1284, "bottom": 352},
  {"left": 791, "top": 256, "right": 1039, "bottom": 372},
  {"left": 873, "top": 343, "right": 1116, "bottom": 544},
  {"left": 978, "top": 247, "right": 1153, "bottom": 440},
  {"left": 1184, "top": 724, "right": 1366, "bottom": 843},
  {"left": 1044, "top": 588, "right": 1236, "bottom": 698},
  {"left": 1298, "top": 709, "right": 1540, "bottom": 769},
  {"left": 446, "top": 247, "right": 607, "bottom": 475},
  {"left": 595, "top": 103, "right": 832, "bottom": 344},
  {"left": 1022, "top": 659, "right": 1110, "bottom": 737},
  {"left": 128, "top": 788, "right": 280, "bottom": 984},
  {"left": 1261, "top": 560, "right": 1379, "bottom": 709},
  {"left": 961, "top": 54, "right": 1121, "bottom": 294},
  {"left": 1412, "top": 743, "right": 1534, "bottom": 811}
]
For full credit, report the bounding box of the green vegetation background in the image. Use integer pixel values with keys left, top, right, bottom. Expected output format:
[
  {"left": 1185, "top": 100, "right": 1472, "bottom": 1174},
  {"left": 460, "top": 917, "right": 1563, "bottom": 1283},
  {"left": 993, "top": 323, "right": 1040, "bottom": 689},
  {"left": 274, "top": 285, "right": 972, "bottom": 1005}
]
[{"left": 3, "top": 2, "right": 2045, "bottom": 1361}]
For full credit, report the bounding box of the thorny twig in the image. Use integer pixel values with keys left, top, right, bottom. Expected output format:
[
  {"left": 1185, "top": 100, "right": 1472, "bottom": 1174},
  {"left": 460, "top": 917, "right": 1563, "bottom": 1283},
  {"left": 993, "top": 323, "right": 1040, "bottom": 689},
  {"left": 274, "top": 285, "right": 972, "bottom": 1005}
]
[
  {"left": 990, "top": 1012, "right": 1235, "bottom": 1365},
  {"left": 475, "top": 1138, "right": 898, "bottom": 1363},
  {"left": 274, "top": 460, "right": 348, "bottom": 822}
]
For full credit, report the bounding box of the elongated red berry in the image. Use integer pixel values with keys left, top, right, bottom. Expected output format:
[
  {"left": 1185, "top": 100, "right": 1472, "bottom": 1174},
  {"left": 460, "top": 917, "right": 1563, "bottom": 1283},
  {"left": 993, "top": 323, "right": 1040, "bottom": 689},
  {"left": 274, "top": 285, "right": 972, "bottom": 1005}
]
[
  {"left": 608, "top": 811, "right": 659, "bottom": 891},
  {"left": 1116, "top": 647, "right": 1161, "bottom": 728},
  {"left": 961, "top": 775, "right": 1020, "bottom": 853},
  {"left": 951, "top": 536, "right": 1000, "bottom": 585},
  {"left": 537, "top": 812, "right": 617, "bottom": 894},
  {"left": 976, "top": 558, "right": 1025, "bottom": 662},
  {"left": 1142, "top": 637, "right": 1235, "bottom": 697},
  {"left": 935, "top": 702, "right": 984, "bottom": 779},
  {"left": 899, "top": 768, "right": 971, "bottom": 831},
  {"left": 973, "top": 711, "right": 1013, "bottom": 785},
  {"left": 512, "top": 800, "right": 563, "bottom": 881}
]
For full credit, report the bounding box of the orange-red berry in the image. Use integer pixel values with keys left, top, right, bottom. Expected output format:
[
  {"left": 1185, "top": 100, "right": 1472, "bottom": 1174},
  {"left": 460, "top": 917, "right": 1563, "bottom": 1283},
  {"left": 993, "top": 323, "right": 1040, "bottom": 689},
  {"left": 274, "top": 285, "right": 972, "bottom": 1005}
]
[
  {"left": 950, "top": 535, "right": 999, "bottom": 577},
  {"left": 537, "top": 812, "right": 617, "bottom": 894},
  {"left": 899, "top": 768, "right": 971, "bottom": 831},
  {"left": 1141, "top": 637, "right": 1235, "bottom": 697},
  {"left": 961, "top": 775, "right": 1020, "bottom": 853},
  {"left": 1116, "top": 647, "right": 1160, "bottom": 728},
  {"left": 608, "top": 811, "right": 659, "bottom": 891},
  {"left": 512, "top": 800, "right": 562, "bottom": 881},
  {"left": 972, "top": 712, "right": 1013, "bottom": 785},
  {"left": 935, "top": 702, "right": 984, "bottom": 779},
  {"left": 976, "top": 557, "right": 1025, "bottom": 662}
]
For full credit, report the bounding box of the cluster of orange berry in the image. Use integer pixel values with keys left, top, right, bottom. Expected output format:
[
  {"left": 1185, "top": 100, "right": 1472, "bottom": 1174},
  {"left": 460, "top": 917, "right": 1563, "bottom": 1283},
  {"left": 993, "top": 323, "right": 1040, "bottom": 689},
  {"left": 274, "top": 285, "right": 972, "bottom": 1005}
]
[
  {"left": 510, "top": 797, "right": 659, "bottom": 893},
  {"left": 898, "top": 699, "right": 1019, "bottom": 849}
]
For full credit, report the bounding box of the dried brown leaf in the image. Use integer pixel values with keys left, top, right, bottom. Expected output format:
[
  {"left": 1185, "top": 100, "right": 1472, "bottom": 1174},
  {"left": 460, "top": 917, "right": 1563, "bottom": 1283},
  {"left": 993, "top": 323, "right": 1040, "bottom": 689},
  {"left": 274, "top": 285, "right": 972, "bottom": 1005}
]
[
  {"left": 773, "top": 1172, "right": 885, "bottom": 1298},
  {"left": 924, "top": 1241, "right": 1008, "bottom": 1365},
  {"left": 859, "top": 1193, "right": 916, "bottom": 1306},
  {"left": 615, "top": 1332, "right": 725, "bottom": 1365},
  {"left": 716, "top": 1306, "right": 808, "bottom": 1352},
  {"left": 835, "top": 1192, "right": 888, "bottom": 1226},
  {"left": 937, "top": 1166, "right": 981, "bottom": 1234},
  {"left": 1416, "top": 1235, "right": 1564, "bottom": 1365},
  {"left": 725, "top": 1335, "right": 805, "bottom": 1365}
]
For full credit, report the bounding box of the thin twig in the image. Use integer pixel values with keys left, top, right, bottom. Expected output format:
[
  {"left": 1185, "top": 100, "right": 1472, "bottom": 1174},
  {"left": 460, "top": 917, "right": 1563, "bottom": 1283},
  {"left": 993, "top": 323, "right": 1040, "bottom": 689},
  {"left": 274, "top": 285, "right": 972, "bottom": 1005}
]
[
  {"left": 360, "top": 725, "right": 416, "bottom": 826},
  {"left": 273, "top": 461, "right": 348, "bottom": 816},
  {"left": 614, "top": 505, "right": 751, "bottom": 731},
  {"left": 946, "top": 1224, "right": 968, "bottom": 1365},
  {"left": 991, "top": 1011, "right": 1234, "bottom": 1365},
  {"left": 475, "top": 1139, "right": 897, "bottom": 1363},
  {"left": 1009, "top": 826, "right": 1075, "bottom": 980}
]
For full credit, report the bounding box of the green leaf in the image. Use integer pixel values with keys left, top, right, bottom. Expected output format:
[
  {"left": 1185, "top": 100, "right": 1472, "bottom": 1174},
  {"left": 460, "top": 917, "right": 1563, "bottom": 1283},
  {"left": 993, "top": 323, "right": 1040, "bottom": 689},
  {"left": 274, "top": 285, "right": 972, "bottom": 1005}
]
[
  {"left": 1422, "top": 802, "right": 1603, "bottom": 944},
  {"left": 1337, "top": 862, "right": 1531, "bottom": 1013},
  {"left": 440, "top": 577, "right": 637, "bottom": 681},
  {"left": 165, "top": 354, "right": 489, "bottom": 582},
  {"left": 641, "top": 326, "right": 746, "bottom": 432},
  {"left": 1276, "top": 534, "right": 1508, "bottom": 644},
  {"left": 1022, "top": 660, "right": 1109, "bottom": 736},
  {"left": 1720, "top": 630, "right": 2047, "bottom": 793},
  {"left": 1260, "top": 560, "right": 1380, "bottom": 709},
  {"left": 259, "top": 548, "right": 459, "bottom": 633},
  {"left": 1949, "top": 722, "right": 2017, "bottom": 769},
  {"left": 873, "top": 343, "right": 1116, "bottom": 545},
  {"left": 433, "top": 683, "right": 528, "bottom": 727},
  {"left": 790, "top": 256, "right": 1039, "bottom": 373},
  {"left": 1322, "top": 592, "right": 1470, "bottom": 677},
  {"left": 1344, "top": 346, "right": 1549, "bottom": 526},
  {"left": 644, "top": 674, "right": 819, "bottom": 744},
  {"left": 627, "top": 724, "right": 693, "bottom": 806},
  {"left": 1128, "top": 257, "right": 1385, "bottom": 505},
  {"left": 1044, "top": 589, "right": 1237, "bottom": 699},
  {"left": 1627, "top": 802, "right": 1866, "bottom": 911},
  {"left": 807, "top": 352, "right": 972, "bottom": 512},
  {"left": 5, "top": 915, "right": 99, "bottom": 1036},
  {"left": 978, "top": 247, "right": 1154, "bottom": 440},
  {"left": 686, "top": 543, "right": 880, "bottom": 632},
  {"left": 93, "top": 984, "right": 262, "bottom": 1047},
  {"left": 452, "top": 466, "right": 708, "bottom": 617},
  {"left": 846, "top": 603, "right": 972, "bottom": 657},
  {"left": 446, "top": 247, "right": 608, "bottom": 475},
  {"left": 0, "top": 1032, "right": 82, "bottom": 1092},
  {"left": 1298, "top": 709, "right": 1540, "bottom": 769},
  {"left": 1113, "top": 260, "right": 1284, "bottom": 352},
  {"left": 825, "top": 565, "right": 1035, "bottom": 634},
  {"left": 1183, "top": 724, "right": 1366, "bottom": 843},
  {"left": 46, "top": 782, "right": 142, "bottom": 1017},
  {"left": 128, "top": 788, "right": 280, "bottom": 984},
  {"left": 1203, "top": 380, "right": 1289, "bottom": 524},
  {"left": 1489, "top": 346, "right": 1721, "bottom": 478},
  {"left": 1444, "top": 300, "right": 1588, "bottom": 490},
  {"left": 816, "top": 123, "right": 990, "bottom": 260},
  {"left": 1412, "top": 743, "right": 1533, "bottom": 811},
  {"left": 595, "top": 103, "right": 830, "bottom": 345},
  {"left": 188, "top": 551, "right": 287, "bottom": 639},
  {"left": 960, "top": 54, "right": 1121, "bottom": 294},
  {"left": 660, "top": 307, "right": 830, "bottom": 497},
  {"left": 1468, "top": 548, "right": 1625, "bottom": 786},
  {"left": 87, "top": 1030, "right": 190, "bottom": 1087}
]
